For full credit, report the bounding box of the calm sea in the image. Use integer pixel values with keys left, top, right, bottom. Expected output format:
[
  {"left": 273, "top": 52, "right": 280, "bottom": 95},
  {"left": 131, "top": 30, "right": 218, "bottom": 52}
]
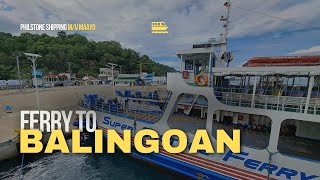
[{"left": 0, "top": 139, "right": 184, "bottom": 180}]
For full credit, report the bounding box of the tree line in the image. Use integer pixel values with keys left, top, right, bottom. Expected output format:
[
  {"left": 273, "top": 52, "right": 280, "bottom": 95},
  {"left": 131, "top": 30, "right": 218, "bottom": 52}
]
[{"left": 0, "top": 31, "right": 176, "bottom": 80}]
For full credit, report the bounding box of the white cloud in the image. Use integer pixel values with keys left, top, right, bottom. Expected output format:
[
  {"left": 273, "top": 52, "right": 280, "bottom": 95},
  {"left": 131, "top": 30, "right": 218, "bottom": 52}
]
[
  {"left": 0, "top": 0, "right": 319, "bottom": 61},
  {"left": 289, "top": 45, "right": 320, "bottom": 55}
]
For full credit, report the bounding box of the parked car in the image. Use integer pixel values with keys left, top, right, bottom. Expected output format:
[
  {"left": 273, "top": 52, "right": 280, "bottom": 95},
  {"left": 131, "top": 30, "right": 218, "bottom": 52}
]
[
  {"left": 33, "top": 83, "right": 52, "bottom": 88},
  {"left": 43, "top": 83, "right": 52, "bottom": 88},
  {"left": 54, "top": 81, "right": 64, "bottom": 87}
]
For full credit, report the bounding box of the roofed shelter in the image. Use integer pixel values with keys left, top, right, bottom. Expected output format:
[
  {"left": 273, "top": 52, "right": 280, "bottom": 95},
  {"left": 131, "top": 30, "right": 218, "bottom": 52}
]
[{"left": 114, "top": 74, "right": 144, "bottom": 86}]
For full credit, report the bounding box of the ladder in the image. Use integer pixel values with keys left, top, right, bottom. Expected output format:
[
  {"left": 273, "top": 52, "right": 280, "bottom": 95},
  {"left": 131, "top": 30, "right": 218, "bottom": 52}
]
[{"left": 185, "top": 95, "right": 199, "bottom": 115}]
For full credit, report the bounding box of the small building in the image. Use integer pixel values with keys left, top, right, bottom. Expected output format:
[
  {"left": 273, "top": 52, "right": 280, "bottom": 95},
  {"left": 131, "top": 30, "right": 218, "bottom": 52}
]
[
  {"left": 82, "top": 76, "right": 101, "bottom": 85},
  {"left": 140, "top": 73, "right": 166, "bottom": 85},
  {"left": 114, "top": 74, "right": 144, "bottom": 86},
  {"left": 0, "top": 79, "right": 31, "bottom": 89},
  {"left": 43, "top": 74, "right": 67, "bottom": 82},
  {"left": 43, "top": 72, "right": 76, "bottom": 86},
  {"left": 152, "top": 76, "right": 167, "bottom": 85},
  {"left": 59, "top": 73, "right": 76, "bottom": 81},
  {"left": 98, "top": 68, "right": 119, "bottom": 84}
]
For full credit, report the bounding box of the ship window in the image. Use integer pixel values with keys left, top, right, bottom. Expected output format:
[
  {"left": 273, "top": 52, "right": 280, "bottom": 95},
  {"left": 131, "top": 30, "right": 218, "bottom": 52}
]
[
  {"left": 168, "top": 93, "right": 208, "bottom": 134},
  {"left": 161, "top": 23, "right": 165, "bottom": 26},
  {"left": 212, "top": 110, "right": 271, "bottom": 150},
  {"left": 278, "top": 119, "right": 320, "bottom": 161},
  {"left": 185, "top": 60, "right": 193, "bottom": 70}
]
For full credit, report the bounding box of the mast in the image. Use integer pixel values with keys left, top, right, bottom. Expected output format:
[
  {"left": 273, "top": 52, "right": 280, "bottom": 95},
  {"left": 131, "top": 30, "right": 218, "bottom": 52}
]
[
  {"left": 224, "top": 0, "right": 231, "bottom": 49},
  {"left": 220, "top": 0, "right": 231, "bottom": 66}
]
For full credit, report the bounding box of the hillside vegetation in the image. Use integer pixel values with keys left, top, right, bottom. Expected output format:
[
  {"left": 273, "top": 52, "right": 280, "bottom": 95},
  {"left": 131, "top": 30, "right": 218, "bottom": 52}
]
[{"left": 0, "top": 31, "right": 175, "bottom": 80}]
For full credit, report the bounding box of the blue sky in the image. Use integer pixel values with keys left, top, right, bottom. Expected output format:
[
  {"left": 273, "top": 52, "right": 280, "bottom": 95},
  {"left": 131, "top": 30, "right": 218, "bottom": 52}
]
[{"left": 0, "top": 0, "right": 319, "bottom": 69}]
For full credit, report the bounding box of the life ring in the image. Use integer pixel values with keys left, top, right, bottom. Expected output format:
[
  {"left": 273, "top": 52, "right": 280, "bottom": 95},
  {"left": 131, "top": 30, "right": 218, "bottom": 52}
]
[{"left": 194, "top": 74, "right": 208, "bottom": 86}]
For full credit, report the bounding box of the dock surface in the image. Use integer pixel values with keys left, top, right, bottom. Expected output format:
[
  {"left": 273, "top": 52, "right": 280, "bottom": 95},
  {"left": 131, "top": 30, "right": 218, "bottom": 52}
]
[{"left": 0, "top": 85, "right": 165, "bottom": 143}]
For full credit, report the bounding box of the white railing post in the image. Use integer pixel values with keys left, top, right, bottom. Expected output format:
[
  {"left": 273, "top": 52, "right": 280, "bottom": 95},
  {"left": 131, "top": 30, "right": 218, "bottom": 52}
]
[
  {"left": 251, "top": 76, "right": 258, "bottom": 108},
  {"left": 304, "top": 76, "right": 314, "bottom": 114},
  {"left": 208, "top": 53, "right": 212, "bottom": 87}
]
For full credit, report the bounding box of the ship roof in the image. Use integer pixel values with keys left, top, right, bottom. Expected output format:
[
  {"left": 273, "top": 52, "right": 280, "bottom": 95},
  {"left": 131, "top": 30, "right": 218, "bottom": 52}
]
[
  {"left": 243, "top": 55, "right": 320, "bottom": 67},
  {"left": 176, "top": 41, "right": 226, "bottom": 58},
  {"left": 176, "top": 47, "right": 213, "bottom": 57},
  {"left": 213, "top": 66, "right": 320, "bottom": 76}
]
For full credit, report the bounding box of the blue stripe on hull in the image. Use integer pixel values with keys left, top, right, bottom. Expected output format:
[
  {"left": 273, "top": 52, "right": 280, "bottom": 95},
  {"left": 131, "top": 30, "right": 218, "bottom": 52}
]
[
  {"left": 130, "top": 150, "right": 235, "bottom": 180},
  {"left": 102, "top": 134, "right": 234, "bottom": 180}
]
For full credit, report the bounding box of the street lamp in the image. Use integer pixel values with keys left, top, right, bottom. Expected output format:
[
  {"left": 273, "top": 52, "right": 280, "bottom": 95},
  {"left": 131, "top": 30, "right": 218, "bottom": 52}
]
[
  {"left": 24, "top": 53, "right": 42, "bottom": 110},
  {"left": 107, "top": 63, "right": 118, "bottom": 96},
  {"left": 13, "top": 52, "right": 22, "bottom": 93}
]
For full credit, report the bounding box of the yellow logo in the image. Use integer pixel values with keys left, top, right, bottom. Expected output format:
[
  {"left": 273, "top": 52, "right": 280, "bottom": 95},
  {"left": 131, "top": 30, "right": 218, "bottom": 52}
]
[{"left": 152, "top": 21, "right": 168, "bottom": 34}]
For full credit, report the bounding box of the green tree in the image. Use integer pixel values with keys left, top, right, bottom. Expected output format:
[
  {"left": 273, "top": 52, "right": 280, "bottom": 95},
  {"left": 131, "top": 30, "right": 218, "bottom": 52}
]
[{"left": 0, "top": 31, "right": 176, "bottom": 80}]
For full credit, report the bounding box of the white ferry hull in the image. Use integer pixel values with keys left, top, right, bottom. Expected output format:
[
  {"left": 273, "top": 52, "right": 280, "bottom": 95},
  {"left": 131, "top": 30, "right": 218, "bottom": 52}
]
[
  {"left": 94, "top": 110, "right": 319, "bottom": 180},
  {"left": 79, "top": 73, "right": 319, "bottom": 180}
]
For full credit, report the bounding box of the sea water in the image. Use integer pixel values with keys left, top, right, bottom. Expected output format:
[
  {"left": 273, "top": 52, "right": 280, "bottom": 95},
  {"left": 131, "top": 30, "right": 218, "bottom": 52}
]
[{"left": 0, "top": 139, "right": 183, "bottom": 180}]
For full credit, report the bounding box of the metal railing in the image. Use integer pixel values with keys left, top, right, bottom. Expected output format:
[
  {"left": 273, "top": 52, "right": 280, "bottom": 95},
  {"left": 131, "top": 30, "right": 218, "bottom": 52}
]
[
  {"left": 213, "top": 87, "right": 320, "bottom": 115},
  {"left": 78, "top": 99, "right": 163, "bottom": 124},
  {"left": 115, "top": 89, "right": 170, "bottom": 102}
]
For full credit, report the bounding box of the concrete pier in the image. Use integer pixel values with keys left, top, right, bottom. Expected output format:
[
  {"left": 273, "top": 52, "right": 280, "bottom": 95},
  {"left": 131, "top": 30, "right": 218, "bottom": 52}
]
[{"left": 0, "top": 85, "right": 165, "bottom": 161}]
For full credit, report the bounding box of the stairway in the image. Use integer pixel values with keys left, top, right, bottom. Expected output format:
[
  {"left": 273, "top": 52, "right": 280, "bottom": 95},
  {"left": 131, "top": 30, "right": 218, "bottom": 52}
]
[{"left": 162, "top": 91, "right": 173, "bottom": 111}]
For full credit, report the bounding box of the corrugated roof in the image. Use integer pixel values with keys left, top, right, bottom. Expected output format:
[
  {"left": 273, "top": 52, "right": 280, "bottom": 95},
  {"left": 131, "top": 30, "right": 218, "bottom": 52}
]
[
  {"left": 118, "top": 74, "right": 140, "bottom": 78},
  {"left": 114, "top": 78, "right": 137, "bottom": 83}
]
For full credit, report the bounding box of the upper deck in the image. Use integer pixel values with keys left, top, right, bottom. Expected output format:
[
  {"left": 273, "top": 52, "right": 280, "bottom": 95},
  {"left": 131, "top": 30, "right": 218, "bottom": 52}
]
[
  {"left": 175, "top": 41, "right": 320, "bottom": 115},
  {"left": 211, "top": 66, "right": 320, "bottom": 115}
]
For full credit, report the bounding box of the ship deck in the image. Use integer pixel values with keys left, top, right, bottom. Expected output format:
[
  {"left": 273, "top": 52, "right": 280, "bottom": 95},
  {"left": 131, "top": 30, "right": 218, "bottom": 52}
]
[{"left": 169, "top": 114, "right": 320, "bottom": 161}]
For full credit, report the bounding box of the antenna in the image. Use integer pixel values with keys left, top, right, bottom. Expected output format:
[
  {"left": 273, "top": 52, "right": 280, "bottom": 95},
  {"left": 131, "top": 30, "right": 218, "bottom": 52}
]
[{"left": 224, "top": 0, "right": 231, "bottom": 50}]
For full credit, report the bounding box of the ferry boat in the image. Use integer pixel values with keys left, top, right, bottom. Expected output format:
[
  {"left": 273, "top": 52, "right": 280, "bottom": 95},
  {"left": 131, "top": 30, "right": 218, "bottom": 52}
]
[
  {"left": 78, "top": 2, "right": 320, "bottom": 180},
  {"left": 151, "top": 22, "right": 168, "bottom": 34}
]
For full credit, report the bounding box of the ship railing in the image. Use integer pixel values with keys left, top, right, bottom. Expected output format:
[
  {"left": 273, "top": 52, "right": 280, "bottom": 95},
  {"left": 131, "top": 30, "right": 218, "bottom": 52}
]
[
  {"left": 213, "top": 87, "right": 320, "bottom": 115},
  {"left": 78, "top": 99, "right": 163, "bottom": 124},
  {"left": 115, "top": 89, "right": 172, "bottom": 114},
  {"left": 115, "top": 89, "right": 170, "bottom": 102}
]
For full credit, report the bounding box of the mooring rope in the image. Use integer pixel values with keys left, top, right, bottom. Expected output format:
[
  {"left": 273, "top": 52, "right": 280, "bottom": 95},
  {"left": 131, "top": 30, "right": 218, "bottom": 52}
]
[
  {"left": 267, "top": 149, "right": 277, "bottom": 180},
  {"left": 19, "top": 153, "right": 24, "bottom": 180}
]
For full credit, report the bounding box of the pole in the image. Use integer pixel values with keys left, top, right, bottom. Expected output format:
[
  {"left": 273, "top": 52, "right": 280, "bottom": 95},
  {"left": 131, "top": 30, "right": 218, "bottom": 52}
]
[
  {"left": 140, "top": 63, "right": 142, "bottom": 75},
  {"left": 304, "top": 76, "right": 314, "bottom": 113},
  {"left": 16, "top": 55, "right": 22, "bottom": 92},
  {"left": 31, "top": 58, "right": 40, "bottom": 110},
  {"left": 111, "top": 65, "right": 114, "bottom": 96},
  {"left": 251, "top": 76, "right": 257, "bottom": 108},
  {"left": 107, "top": 63, "right": 117, "bottom": 96},
  {"left": 225, "top": 0, "right": 231, "bottom": 67}
]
